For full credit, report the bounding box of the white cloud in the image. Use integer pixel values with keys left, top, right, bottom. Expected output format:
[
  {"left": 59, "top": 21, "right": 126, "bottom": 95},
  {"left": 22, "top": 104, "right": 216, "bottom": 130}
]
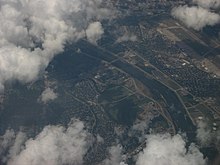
[
  {"left": 0, "top": 119, "right": 91, "bottom": 165},
  {"left": 171, "top": 5, "right": 220, "bottom": 30},
  {"left": 0, "top": 129, "right": 15, "bottom": 159},
  {"left": 193, "top": 0, "right": 220, "bottom": 9},
  {"left": 96, "top": 134, "right": 104, "bottom": 144},
  {"left": 196, "top": 120, "right": 220, "bottom": 147},
  {"left": 116, "top": 33, "right": 137, "bottom": 43},
  {"left": 7, "top": 132, "right": 27, "bottom": 162},
  {"left": 86, "top": 22, "right": 104, "bottom": 44},
  {"left": 0, "top": 130, "right": 27, "bottom": 163},
  {"left": 101, "top": 145, "right": 127, "bottom": 165},
  {"left": 136, "top": 134, "right": 207, "bottom": 165},
  {"left": 128, "top": 119, "right": 149, "bottom": 142},
  {"left": 0, "top": 0, "right": 114, "bottom": 92},
  {"left": 39, "top": 87, "right": 58, "bottom": 104},
  {"left": 196, "top": 120, "right": 212, "bottom": 146}
]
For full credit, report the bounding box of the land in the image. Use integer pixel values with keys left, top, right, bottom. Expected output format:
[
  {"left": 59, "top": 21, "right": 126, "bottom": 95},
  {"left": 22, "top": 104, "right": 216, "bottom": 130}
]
[{"left": 0, "top": 0, "right": 220, "bottom": 164}]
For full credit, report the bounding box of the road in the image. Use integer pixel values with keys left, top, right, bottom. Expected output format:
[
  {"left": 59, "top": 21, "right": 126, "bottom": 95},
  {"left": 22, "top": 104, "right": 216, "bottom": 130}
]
[{"left": 73, "top": 40, "right": 197, "bottom": 139}]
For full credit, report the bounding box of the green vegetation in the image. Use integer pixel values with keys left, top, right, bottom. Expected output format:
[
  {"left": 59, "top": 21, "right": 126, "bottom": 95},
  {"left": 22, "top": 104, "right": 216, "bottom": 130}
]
[
  {"left": 99, "top": 85, "right": 142, "bottom": 125},
  {"left": 99, "top": 85, "right": 132, "bottom": 103}
]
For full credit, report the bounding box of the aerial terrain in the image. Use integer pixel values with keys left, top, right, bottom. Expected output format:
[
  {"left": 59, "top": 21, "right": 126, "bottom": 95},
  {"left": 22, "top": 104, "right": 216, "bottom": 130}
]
[{"left": 0, "top": 0, "right": 220, "bottom": 165}]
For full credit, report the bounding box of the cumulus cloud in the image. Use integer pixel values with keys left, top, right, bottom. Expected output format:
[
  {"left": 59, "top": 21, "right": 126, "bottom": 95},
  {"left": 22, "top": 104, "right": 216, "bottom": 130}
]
[
  {"left": 0, "top": 130, "right": 15, "bottom": 159},
  {"left": 196, "top": 120, "right": 220, "bottom": 147},
  {"left": 101, "top": 145, "right": 127, "bottom": 165},
  {"left": 131, "top": 120, "right": 148, "bottom": 134},
  {"left": 0, "top": 130, "right": 27, "bottom": 163},
  {"left": 96, "top": 134, "right": 104, "bottom": 144},
  {"left": 193, "top": 0, "right": 220, "bottom": 9},
  {"left": 0, "top": 0, "right": 114, "bottom": 92},
  {"left": 171, "top": 5, "right": 220, "bottom": 30},
  {"left": 116, "top": 33, "right": 137, "bottom": 43},
  {"left": 86, "top": 22, "right": 104, "bottom": 44},
  {"left": 136, "top": 134, "right": 207, "bottom": 165},
  {"left": 128, "top": 119, "right": 149, "bottom": 143},
  {"left": 196, "top": 120, "right": 212, "bottom": 146},
  {"left": 39, "top": 87, "right": 58, "bottom": 104},
  {"left": 0, "top": 119, "right": 91, "bottom": 165},
  {"left": 7, "top": 132, "right": 27, "bottom": 162}
]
